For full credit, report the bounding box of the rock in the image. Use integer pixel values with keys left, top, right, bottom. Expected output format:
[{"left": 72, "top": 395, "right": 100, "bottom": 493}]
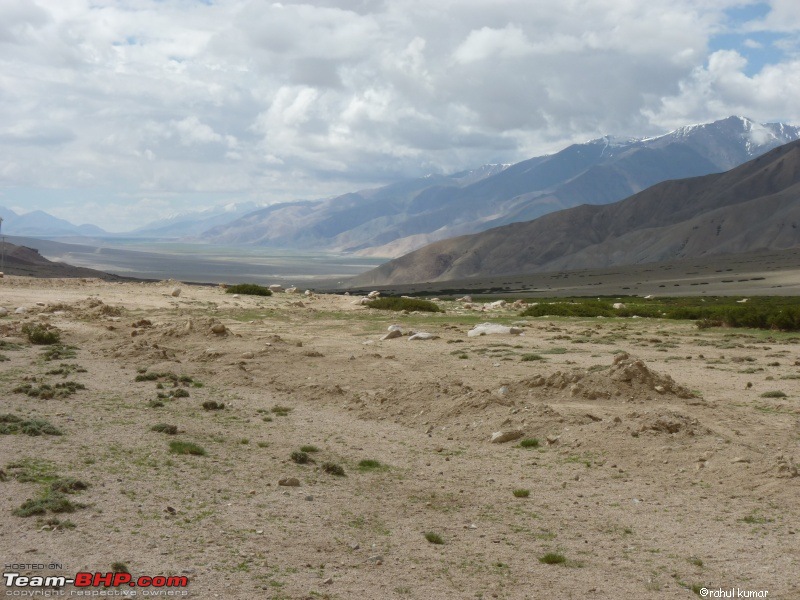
[
  {"left": 368, "top": 555, "right": 384, "bottom": 564},
  {"left": 381, "top": 329, "right": 402, "bottom": 341},
  {"left": 304, "top": 290, "right": 313, "bottom": 296},
  {"left": 0, "top": 307, "right": 8, "bottom": 317},
  {"left": 15, "top": 306, "right": 27, "bottom": 314},
  {"left": 323, "top": 577, "right": 333, "bottom": 585},
  {"left": 485, "top": 300, "right": 506, "bottom": 309},
  {"left": 732, "top": 457, "right": 751, "bottom": 464},
  {"left": 387, "top": 324, "right": 403, "bottom": 332},
  {"left": 613, "top": 302, "right": 626, "bottom": 309},
  {"left": 171, "top": 287, "right": 181, "bottom": 297},
  {"left": 546, "top": 435, "right": 561, "bottom": 445},
  {"left": 278, "top": 477, "right": 300, "bottom": 487},
  {"left": 285, "top": 287, "right": 299, "bottom": 294},
  {"left": 268, "top": 284, "right": 284, "bottom": 293},
  {"left": 408, "top": 332, "right": 439, "bottom": 341},
  {"left": 304, "top": 495, "right": 314, "bottom": 501},
  {"left": 490, "top": 429, "right": 524, "bottom": 444},
  {"left": 456, "top": 295, "right": 472, "bottom": 303},
  {"left": 241, "top": 352, "right": 255, "bottom": 359},
  {"left": 210, "top": 323, "right": 227, "bottom": 335},
  {"left": 468, "top": 323, "right": 523, "bottom": 337},
  {"left": 353, "top": 297, "right": 372, "bottom": 305},
  {"left": 368, "top": 291, "right": 381, "bottom": 299}
]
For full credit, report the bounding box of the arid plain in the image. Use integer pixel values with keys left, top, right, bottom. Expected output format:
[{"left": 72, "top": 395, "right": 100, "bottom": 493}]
[{"left": 1, "top": 276, "right": 799, "bottom": 599}]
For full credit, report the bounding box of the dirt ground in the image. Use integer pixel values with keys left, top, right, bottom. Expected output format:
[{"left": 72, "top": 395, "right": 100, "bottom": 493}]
[{"left": 1, "top": 277, "right": 798, "bottom": 599}]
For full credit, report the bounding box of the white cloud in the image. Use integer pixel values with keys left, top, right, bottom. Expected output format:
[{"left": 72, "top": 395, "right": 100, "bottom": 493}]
[{"left": 0, "top": 0, "right": 798, "bottom": 230}]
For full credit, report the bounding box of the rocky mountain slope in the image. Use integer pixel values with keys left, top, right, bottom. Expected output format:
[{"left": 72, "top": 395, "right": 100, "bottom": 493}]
[
  {"left": 202, "top": 116, "right": 799, "bottom": 256},
  {"left": 350, "top": 139, "right": 800, "bottom": 285}
]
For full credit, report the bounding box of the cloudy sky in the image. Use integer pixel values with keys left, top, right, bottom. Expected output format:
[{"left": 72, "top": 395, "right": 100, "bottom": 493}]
[{"left": 1, "top": 0, "right": 799, "bottom": 231}]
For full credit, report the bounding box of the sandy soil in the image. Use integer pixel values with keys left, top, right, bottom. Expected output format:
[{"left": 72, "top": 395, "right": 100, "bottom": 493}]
[{"left": 1, "top": 276, "right": 798, "bottom": 599}]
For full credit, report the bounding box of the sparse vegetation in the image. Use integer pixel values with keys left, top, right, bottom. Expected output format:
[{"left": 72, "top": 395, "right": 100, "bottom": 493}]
[
  {"left": 300, "top": 445, "right": 320, "bottom": 453},
  {"left": 40, "top": 345, "right": 77, "bottom": 361},
  {"left": 424, "top": 532, "right": 444, "bottom": 544},
  {"left": 291, "top": 451, "right": 311, "bottom": 464},
  {"left": 202, "top": 401, "right": 225, "bottom": 411},
  {"left": 520, "top": 353, "right": 545, "bottom": 361},
  {"left": 519, "top": 438, "right": 540, "bottom": 448},
  {"left": 513, "top": 489, "right": 530, "bottom": 498},
  {"left": 357, "top": 459, "right": 385, "bottom": 471},
  {"left": 760, "top": 390, "right": 787, "bottom": 398},
  {"left": 322, "top": 462, "right": 345, "bottom": 476},
  {"left": 272, "top": 405, "right": 292, "bottom": 416},
  {"left": 539, "top": 552, "right": 567, "bottom": 565},
  {"left": 111, "top": 562, "right": 130, "bottom": 574},
  {"left": 13, "top": 490, "right": 82, "bottom": 517},
  {"left": 367, "top": 297, "right": 443, "bottom": 313},
  {"left": 226, "top": 284, "right": 273, "bottom": 296},
  {"left": 22, "top": 323, "right": 61, "bottom": 345},
  {"left": 0, "top": 415, "right": 62, "bottom": 436},
  {"left": 150, "top": 423, "right": 178, "bottom": 435},
  {"left": 13, "top": 381, "right": 85, "bottom": 399},
  {"left": 169, "top": 441, "right": 207, "bottom": 456}
]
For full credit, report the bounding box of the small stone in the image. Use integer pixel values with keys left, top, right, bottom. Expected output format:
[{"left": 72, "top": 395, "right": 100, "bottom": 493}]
[
  {"left": 15, "top": 306, "right": 27, "bottom": 314},
  {"left": 0, "top": 307, "right": 7, "bottom": 316},
  {"left": 546, "top": 435, "right": 561, "bottom": 446},
  {"left": 278, "top": 477, "right": 300, "bottom": 487},
  {"left": 305, "top": 495, "right": 314, "bottom": 501},
  {"left": 654, "top": 385, "right": 665, "bottom": 394},
  {"left": 241, "top": 352, "right": 255, "bottom": 359},
  {"left": 349, "top": 542, "right": 360, "bottom": 550},
  {"left": 171, "top": 287, "right": 181, "bottom": 297},
  {"left": 368, "top": 555, "right": 383, "bottom": 564},
  {"left": 732, "top": 457, "right": 750, "bottom": 464},
  {"left": 211, "top": 323, "right": 226, "bottom": 335},
  {"left": 323, "top": 577, "right": 333, "bottom": 585},
  {"left": 408, "top": 332, "right": 439, "bottom": 341},
  {"left": 381, "top": 329, "right": 402, "bottom": 341}
]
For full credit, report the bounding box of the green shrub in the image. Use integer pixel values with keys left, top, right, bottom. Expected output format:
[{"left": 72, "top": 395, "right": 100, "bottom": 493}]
[
  {"left": 150, "top": 424, "right": 178, "bottom": 435},
  {"left": 367, "top": 297, "right": 443, "bottom": 313},
  {"left": 513, "top": 489, "right": 530, "bottom": 498},
  {"left": 357, "top": 459, "right": 383, "bottom": 471},
  {"left": 424, "top": 532, "right": 444, "bottom": 544},
  {"left": 22, "top": 324, "right": 61, "bottom": 345},
  {"left": 519, "top": 438, "right": 540, "bottom": 448},
  {"left": 13, "top": 490, "right": 82, "bottom": 517},
  {"left": 291, "top": 451, "right": 311, "bottom": 464},
  {"left": 521, "top": 354, "right": 545, "bottom": 362},
  {"left": 322, "top": 462, "right": 345, "bottom": 476},
  {"left": 300, "top": 445, "right": 319, "bottom": 453},
  {"left": 226, "top": 284, "right": 272, "bottom": 296},
  {"left": 0, "top": 415, "right": 62, "bottom": 437},
  {"left": 760, "top": 390, "right": 787, "bottom": 398},
  {"left": 539, "top": 552, "right": 566, "bottom": 565},
  {"left": 202, "top": 401, "right": 225, "bottom": 411},
  {"left": 169, "top": 441, "right": 207, "bottom": 456}
]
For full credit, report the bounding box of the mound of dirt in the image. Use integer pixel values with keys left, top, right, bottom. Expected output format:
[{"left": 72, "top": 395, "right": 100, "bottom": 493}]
[{"left": 518, "top": 352, "right": 696, "bottom": 401}]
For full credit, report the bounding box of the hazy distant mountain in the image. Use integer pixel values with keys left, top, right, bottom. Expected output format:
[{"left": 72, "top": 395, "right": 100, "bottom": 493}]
[
  {"left": 201, "top": 116, "right": 800, "bottom": 257},
  {"left": 349, "top": 139, "right": 800, "bottom": 285},
  {"left": 0, "top": 206, "right": 106, "bottom": 237},
  {"left": 132, "top": 202, "right": 266, "bottom": 237}
]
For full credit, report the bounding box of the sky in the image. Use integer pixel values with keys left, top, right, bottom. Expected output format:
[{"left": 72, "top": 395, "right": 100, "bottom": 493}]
[{"left": 1, "top": 0, "right": 799, "bottom": 232}]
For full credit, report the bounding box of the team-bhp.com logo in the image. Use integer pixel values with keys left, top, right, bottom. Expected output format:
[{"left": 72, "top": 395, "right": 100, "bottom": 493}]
[{"left": 4, "top": 571, "right": 189, "bottom": 589}]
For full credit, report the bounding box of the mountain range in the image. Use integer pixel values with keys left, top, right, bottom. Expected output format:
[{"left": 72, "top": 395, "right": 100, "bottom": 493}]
[
  {"left": 350, "top": 138, "right": 800, "bottom": 285},
  {"left": 201, "top": 116, "right": 800, "bottom": 257},
  {"left": 0, "top": 206, "right": 106, "bottom": 237}
]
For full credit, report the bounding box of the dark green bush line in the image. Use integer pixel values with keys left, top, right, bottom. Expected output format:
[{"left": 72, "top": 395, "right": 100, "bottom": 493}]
[
  {"left": 226, "top": 284, "right": 272, "bottom": 296},
  {"left": 520, "top": 297, "right": 800, "bottom": 332},
  {"left": 367, "top": 297, "right": 443, "bottom": 313}
]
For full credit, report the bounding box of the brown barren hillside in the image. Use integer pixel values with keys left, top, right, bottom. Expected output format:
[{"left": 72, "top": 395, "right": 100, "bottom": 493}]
[{"left": 352, "top": 140, "right": 800, "bottom": 286}]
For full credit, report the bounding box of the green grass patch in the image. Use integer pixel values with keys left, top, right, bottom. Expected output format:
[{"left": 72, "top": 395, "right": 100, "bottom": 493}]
[
  {"left": 22, "top": 324, "right": 61, "bottom": 345},
  {"left": 367, "top": 297, "right": 443, "bottom": 313},
  {"left": 40, "top": 345, "right": 77, "bottom": 361},
  {"left": 520, "top": 353, "right": 545, "bottom": 361},
  {"left": 0, "top": 415, "right": 62, "bottom": 436},
  {"left": 357, "top": 459, "right": 385, "bottom": 472},
  {"left": 518, "top": 438, "right": 540, "bottom": 448},
  {"left": 424, "top": 532, "right": 444, "bottom": 544},
  {"left": 300, "top": 445, "right": 319, "bottom": 453},
  {"left": 150, "top": 423, "right": 178, "bottom": 435},
  {"left": 760, "top": 390, "right": 787, "bottom": 398},
  {"left": 513, "top": 489, "right": 530, "bottom": 498},
  {"left": 322, "top": 462, "right": 345, "bottom": 476},
  {"left": 226, "top": 284, "right": 273, "bottom": 296},
  {"left": 539, "top": 552, "right": 567, "bottom": 565},
  {"left": 13, "top": 490, "right": 83, "bottom": 517},
  {"left": 169, "top": 441, "right": 207, "bottom": 456}
]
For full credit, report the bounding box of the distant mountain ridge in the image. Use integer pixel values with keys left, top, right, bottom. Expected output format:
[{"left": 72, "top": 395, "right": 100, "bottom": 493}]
[
  {"left": 0, "top": 206, "right": 107, "bottom": 237},
  {"left": 200, "top": 116, "right": 800, "bottom": 256},
  {"left": 349, "top": 139, "right": 800, "bottom": 285}
]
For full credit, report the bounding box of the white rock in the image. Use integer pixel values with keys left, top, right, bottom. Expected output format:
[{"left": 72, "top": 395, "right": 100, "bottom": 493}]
[
  {"left": 268, "top": 284, "right": 284, "bottom": 293},
  {"left": 387, "top": 324, "right": 403, "bottom": 332},
  {"left": 468, "top": 323, "right": 523, "bottom": 337},
  {"left": 285, "top": 287, "right": 298, "bottom": 294},
  {"left": 613, "top": 303, "right": 626, "bottom": 309},
  {"left": 304, "top": 290, "right": 313, "bottom": 296},
  {"left": 0, "top": 307, "right": 8, "bottom": 317},
  {"left": 368, "top": 290, "right": 381, "bottom": 299},
  {"left": 456, "top": 296, "right": 472, "bottom": 303},
  {"left": 486, "top": 300, "right": 506, "bottom": 309},
  {"left": 490, "top": 429, "right": 524, "bottom": 444},
  {"left": 381, "top": 329, "right": 402, "bottom": 341},
  {"left": 15, "top": 306, "right": 27, "bottom": 314},
  {"left": 408, "top": 332, "right": 439, "bottom": 341}
]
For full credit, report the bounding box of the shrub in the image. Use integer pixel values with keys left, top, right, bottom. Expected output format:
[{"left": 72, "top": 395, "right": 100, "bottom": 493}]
[
  {"left": 22, "top": 324, "right": 61, "bottom": 345},
  {"left": 202, "top": 401, "right": 225, "bottom": 411},
  {"left": 13, "top": 490, "right": 81, "bottom": 517},
  {"left": 521, "top": 354, "right": 545, "bottom": 362},
  {"left": 226, "top": 284, "right": 272, "bottom": 296},
  {"left": 169, "top": 441, "right": 207, "bottom": 456},
  {"left": 322, "top": 462, "right": 345, "bottom": 476},
  {"left": 519, "top": 438, "right": 540, "bottom": 448},
  {"left": 760, "top": 390, "right": 787, "bottom": 398},
  {"left": 150, "top": 424, "right": 178, "bottom": 435},
  {"left": 367, "top": 297, "right": 443, "bottom": 313},
  {"left": 424, "top": 532, "right": 444, "bottom": 544},
  {"left": 291, "top": 451, "right": 311, "bottom": 464},
  {"left": 539, "top": 552, "right": 566, "bottom": 565},
  {"left": 300, "top": 445, "right": 319, "bottom": 453},
  {"left": 357, "top": 459, "right": 383, "bottom": 471},
  {"left": 513, "top": 489, "right": 530, "bottom": 498}
]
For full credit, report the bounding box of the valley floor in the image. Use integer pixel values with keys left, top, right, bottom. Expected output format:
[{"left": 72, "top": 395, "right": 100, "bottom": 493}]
[{"left": 1, "top": 277, "right": 798, "bottom": 599}]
